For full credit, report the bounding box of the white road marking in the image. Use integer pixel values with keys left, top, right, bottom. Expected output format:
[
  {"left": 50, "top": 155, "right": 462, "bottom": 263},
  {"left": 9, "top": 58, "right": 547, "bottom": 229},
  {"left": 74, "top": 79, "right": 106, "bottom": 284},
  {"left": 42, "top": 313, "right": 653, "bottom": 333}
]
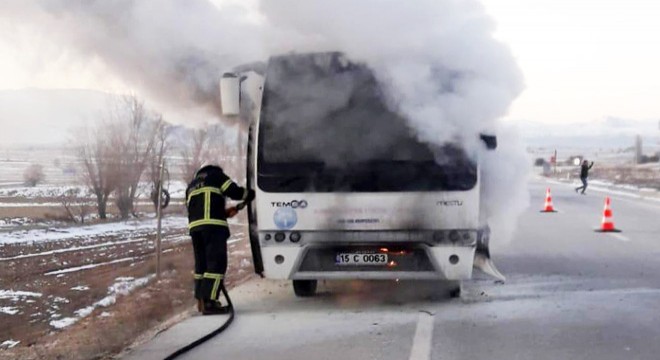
[
  {"left": 608, "top": 233, "right": 630, "bottom": 242},
  {"left": 409, "top": 311, "right": 435, "bottom": 360}
]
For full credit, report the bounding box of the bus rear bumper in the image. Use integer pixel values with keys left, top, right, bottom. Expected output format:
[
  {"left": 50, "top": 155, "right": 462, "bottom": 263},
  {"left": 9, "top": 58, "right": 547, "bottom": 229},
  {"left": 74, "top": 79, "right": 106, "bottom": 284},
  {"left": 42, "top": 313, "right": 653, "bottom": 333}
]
[{"left": 261, "top": 244, "right": 475, "bottom": 281}]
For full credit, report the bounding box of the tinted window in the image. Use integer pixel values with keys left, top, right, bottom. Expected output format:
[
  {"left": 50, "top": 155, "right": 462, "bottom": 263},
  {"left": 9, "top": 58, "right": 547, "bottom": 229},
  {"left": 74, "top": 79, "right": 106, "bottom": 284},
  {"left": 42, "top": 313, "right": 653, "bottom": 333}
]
[{"left": 257, "top": 52, "right": 476, "bottom": 192}]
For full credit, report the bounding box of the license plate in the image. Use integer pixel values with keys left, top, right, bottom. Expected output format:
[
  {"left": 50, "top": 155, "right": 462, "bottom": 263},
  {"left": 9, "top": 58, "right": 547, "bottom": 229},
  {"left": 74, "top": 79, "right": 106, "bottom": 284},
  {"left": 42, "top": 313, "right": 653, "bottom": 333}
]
[{"left": 336, "top": 253, "right": 388, "bottom": 266}]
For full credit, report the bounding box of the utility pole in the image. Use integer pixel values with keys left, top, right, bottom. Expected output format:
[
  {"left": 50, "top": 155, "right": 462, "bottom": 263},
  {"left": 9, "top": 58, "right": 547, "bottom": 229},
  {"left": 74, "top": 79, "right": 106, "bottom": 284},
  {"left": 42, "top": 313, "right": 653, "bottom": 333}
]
[{"left": 155, "top": 159, "right": 164, "bottom": 280}]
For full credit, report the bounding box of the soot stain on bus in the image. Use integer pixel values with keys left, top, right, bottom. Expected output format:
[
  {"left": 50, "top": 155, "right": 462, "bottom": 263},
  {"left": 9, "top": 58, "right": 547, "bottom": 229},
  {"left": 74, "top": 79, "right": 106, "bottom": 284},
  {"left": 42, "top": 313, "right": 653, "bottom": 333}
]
[{"left": 258, "top": 52, "right": 478, "bottom": 195}]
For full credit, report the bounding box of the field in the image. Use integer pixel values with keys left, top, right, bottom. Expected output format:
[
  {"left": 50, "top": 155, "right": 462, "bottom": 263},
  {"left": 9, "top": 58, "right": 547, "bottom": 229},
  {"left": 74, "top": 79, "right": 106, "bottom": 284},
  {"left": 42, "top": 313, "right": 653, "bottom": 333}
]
[{"left": 0, "top": 147, "right": 255, "bottom": 359}]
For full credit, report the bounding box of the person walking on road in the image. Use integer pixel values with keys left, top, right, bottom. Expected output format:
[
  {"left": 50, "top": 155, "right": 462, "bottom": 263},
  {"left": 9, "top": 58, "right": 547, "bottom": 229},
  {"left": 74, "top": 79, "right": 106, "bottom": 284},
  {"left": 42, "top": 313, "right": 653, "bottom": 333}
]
[
  {"left": 575, "top": 159, "right": 594, "bottom": 195},
  {"left": 185, "top": 164, "right": 255, "bottom": 315}
]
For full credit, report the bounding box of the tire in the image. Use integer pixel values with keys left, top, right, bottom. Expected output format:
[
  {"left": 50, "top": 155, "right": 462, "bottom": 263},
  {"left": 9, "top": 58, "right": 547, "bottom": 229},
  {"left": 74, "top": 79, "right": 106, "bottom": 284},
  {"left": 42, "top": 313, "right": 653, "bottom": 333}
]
[
  {"left": 449, "top": 286, "right": 461, "bottom": 298},
  {"left": 292, "top": 280, "right": 317, "bottom": 297},
  {"left": 448, "top": 281, "right": 461, "bottom": 298}
]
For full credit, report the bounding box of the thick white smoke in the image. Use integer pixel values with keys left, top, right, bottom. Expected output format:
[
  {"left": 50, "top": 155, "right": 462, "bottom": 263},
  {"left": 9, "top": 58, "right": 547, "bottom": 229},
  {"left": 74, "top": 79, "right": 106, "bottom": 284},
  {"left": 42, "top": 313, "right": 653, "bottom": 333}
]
[{"left": 1, "top": 0, "right": 530, "bottom": 244}]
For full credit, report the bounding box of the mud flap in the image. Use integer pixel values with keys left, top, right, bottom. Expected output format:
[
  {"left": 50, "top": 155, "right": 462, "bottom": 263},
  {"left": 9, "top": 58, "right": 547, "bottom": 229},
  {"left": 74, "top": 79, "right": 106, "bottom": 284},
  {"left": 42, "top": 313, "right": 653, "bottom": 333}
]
[{"left": 474, "top": 226, "right": 506, "bottom": 282}]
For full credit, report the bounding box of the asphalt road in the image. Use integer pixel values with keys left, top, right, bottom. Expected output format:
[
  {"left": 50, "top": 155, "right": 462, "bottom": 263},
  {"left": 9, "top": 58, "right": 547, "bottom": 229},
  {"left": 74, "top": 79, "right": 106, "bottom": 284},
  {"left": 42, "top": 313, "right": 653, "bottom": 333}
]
[{"left": 126, "top": 178, "right": 660, "bottom": 360}]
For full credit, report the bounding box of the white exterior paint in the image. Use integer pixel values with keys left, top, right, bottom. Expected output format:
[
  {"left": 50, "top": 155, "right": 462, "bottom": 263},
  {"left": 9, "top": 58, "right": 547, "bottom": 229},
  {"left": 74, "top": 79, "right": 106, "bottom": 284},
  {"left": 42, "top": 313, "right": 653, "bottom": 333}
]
[{"left": 239, "top": 69, "right": 483, "bottom": 282}]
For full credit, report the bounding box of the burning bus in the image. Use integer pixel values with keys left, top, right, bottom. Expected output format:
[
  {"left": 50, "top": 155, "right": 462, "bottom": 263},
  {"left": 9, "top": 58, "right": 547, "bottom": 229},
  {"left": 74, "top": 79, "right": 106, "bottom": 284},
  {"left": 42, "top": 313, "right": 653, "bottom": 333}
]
[{"left": 220, "top": 52, "right": 503, "bottom": 297}]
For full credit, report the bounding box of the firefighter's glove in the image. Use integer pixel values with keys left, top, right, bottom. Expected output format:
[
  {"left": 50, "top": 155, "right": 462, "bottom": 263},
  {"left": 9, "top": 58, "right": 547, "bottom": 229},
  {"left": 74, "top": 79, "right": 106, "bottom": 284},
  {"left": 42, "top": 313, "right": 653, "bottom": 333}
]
[{"left": 226, "top": 207, "right": 238, "bottom": 218}]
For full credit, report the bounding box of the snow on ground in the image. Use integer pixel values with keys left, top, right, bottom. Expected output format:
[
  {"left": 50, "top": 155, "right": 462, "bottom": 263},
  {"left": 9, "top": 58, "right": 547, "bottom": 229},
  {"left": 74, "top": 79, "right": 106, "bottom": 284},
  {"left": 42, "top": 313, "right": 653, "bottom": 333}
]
[
  {"left": 0, "top": 202, "right": 63, "bottom": 207},
  {"left": 0, "top": 339, "right": 20, "bottom": 349},
  {"left": 0, "top": 239, "right": 147, "bottom": 261},
  {"left": 0, "top": 306, "right": 19, "bottom": 315},
  {"left": 49, "top": 317, "right": 77, "bottom": 329},
  {"left": 0, "top": 185, "right": 79, "bottom": 198},
  {"left": 0, "top": 181, "right": 188, "bottom": 200},
  {"left": 0, "top": 216, "right": 187, "bottom": 245},
  {"left": 0, "top": 290, "right": 42, "bottom": 301},
  {"left": 0, "top": 217, "right": 33, "bottom": 229},
  {"left": 49, "top": 275, "right": 155, "bottom": 330},
  {"left": 167, "top": 181, "right": 187, "bottom": 199},
  {"left": 547, "top": 177, "right": 660, "bottom": 202},
  {"left": 70, "top": 286, "right": 89, "bottom": 291},
  {"left": 45, "top": 257, "right": 136, "bottom": 276}
]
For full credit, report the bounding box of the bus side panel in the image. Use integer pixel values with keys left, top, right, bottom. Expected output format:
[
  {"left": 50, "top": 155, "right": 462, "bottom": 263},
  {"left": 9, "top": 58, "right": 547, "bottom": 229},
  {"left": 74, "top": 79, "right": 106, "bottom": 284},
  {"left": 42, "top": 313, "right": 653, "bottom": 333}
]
[{"left": 254, "top": 188, "right": 480, "bottom": 232}]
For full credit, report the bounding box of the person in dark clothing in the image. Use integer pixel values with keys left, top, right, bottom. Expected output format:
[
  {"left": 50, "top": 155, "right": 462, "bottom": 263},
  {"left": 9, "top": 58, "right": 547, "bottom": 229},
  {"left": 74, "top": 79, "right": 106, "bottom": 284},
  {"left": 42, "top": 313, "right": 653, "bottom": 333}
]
[
  {"left": 575, "top": 160, "right": 594, "bottom": 194},
  {"left": 186, "top": 164, "right": 255, "bottom": 315}
]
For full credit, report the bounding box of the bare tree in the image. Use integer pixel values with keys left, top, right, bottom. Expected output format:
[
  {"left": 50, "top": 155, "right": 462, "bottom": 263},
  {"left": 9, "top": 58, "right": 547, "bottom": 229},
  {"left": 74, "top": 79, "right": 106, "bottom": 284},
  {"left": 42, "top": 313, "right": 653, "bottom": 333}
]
[
  {"left": 148, "top": 121, "right": 171, "bottom": 210},
  {"left": 23, "top": 164, "right": 45, "bottom": 187},
  {"left": 59, "top": 188, "right": 92, "bottom": 224},
  {"left": 76, "top": 125, "right": 117, "bottom": 219},
  {"left": 110, "top": 96, "right": 163, "bottom": 220},
  {"left": 180, "top": 127, "right": 211, "bottom": 183},
  {"left": 75, "top": 95, "right": 164, "bottom": 220}
]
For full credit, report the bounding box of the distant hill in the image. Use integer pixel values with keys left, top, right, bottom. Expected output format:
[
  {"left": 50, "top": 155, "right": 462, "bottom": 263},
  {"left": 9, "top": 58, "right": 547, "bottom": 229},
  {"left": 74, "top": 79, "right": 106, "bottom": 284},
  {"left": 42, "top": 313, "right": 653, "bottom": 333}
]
[
  {"left": 2, "top": 88, "right": 657, "bottom": 153},
  {"left": 518, "top": 118, "right": 660, "bottom": 149},
  {"left": 0, "top": 88, "right": 113, "bottom": 145}
]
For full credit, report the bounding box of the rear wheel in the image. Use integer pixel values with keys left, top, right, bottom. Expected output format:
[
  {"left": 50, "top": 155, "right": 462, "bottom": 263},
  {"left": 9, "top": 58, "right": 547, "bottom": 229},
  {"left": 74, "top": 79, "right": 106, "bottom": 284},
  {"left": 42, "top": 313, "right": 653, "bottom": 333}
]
[
  {"left": 293, "top": 280, "right": 317, "bottom": 297},
  {"left": 448, "top": 281, "right": 461, "bottom": 298}
]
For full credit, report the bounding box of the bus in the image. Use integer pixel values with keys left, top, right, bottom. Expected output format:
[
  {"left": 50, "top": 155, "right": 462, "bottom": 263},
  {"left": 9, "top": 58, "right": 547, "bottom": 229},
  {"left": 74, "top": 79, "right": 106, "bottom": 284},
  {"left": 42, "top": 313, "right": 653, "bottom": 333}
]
[{"left": 220, "top": 52, "right": 503, "bottom": 297}]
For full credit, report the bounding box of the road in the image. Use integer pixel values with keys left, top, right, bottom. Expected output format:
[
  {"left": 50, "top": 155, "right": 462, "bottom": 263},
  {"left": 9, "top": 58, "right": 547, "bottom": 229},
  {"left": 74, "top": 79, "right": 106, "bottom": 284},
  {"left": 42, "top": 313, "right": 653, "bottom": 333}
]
[{"left": 125, "top": 178, "right": 660, "bottom": 360}]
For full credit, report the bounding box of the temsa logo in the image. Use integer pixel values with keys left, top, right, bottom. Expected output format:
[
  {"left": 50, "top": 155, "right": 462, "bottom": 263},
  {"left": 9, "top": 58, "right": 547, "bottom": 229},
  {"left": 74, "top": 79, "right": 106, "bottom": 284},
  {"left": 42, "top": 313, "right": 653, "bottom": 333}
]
[{"left": 271, "top": 200, "right": 308, "bottom": 209}]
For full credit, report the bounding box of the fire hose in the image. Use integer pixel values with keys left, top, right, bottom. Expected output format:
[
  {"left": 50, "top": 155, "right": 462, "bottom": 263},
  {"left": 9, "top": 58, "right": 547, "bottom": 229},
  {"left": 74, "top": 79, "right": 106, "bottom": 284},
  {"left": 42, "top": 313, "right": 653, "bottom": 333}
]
[{"left": 162, "top": 201, "right": 247, "bottom": 360}]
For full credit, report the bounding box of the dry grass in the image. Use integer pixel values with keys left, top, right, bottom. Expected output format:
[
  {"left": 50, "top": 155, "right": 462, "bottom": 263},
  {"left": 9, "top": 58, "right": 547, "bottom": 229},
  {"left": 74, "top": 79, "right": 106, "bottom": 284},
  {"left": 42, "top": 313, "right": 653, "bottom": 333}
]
[
  {"left": 0, "top": 203, "right": 185, "bottom": 222},
  {"left": 1, "top": 235, "right": 255, "bottom": 360},
  {"left": 2, "top": 247, "right": 191, "bottom": 360}
]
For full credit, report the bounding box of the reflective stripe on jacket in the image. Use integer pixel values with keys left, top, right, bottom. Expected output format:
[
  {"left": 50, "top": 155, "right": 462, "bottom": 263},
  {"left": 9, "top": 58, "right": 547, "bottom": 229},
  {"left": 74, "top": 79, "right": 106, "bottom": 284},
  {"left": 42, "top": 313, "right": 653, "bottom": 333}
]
[{"left": 185, "top": 165, "right": 248, "bottom": 232}]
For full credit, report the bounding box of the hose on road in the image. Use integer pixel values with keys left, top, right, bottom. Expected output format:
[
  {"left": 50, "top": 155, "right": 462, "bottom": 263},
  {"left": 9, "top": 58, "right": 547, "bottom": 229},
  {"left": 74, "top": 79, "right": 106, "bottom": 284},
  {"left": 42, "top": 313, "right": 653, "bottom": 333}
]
[
  {"left": 163, "top": 201, "right": 248, "bottom": 359},
  {"left": 163, "top": 285, "right": 235, "bottom": 360}
]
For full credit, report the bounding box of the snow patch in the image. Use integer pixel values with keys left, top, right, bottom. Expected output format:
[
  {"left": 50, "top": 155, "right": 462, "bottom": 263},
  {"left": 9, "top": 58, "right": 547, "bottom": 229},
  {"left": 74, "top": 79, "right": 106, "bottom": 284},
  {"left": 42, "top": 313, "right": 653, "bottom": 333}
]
[
  {"left": 0, "top": 202, "right": 63, "bottom": 207},
  {"left": 0, "top": 217, "right": 33, "bottom": 228},
  {"left": 48, "top": 275, "right": 155, "bottom": 330},
  {"left": 1, "top": 340, "right": 20, "bottom": 349},
  {"left": 45, "top": 257, "right": 135, "bottom": 276},
  {"left": 74, "top": 306, "right": 95, "bottom": 318},
  {"left": 0, "top": 216, "right": 187, "bottom": 245},
  {"left": 49, "top": 317, "right": 77, "bottom": 329},
  {"left": 111, "top": 276, "right": 152, "bottom": 296},
  {"left": 0, "top": 306, "right": 19, "bottom": 315},
  {"left": 70, "top": 285, "right": 89, "bottom": 291},
  {"left": 0, "top": 289, "right": 42, "bottom": 301}
]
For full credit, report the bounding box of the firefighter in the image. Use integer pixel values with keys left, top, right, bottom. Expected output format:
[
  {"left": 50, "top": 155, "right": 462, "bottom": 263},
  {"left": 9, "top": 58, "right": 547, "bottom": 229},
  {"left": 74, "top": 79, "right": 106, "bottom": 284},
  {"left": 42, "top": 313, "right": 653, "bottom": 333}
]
[{"left": 186, "top": 164, "right": 255, "bottom": 315}]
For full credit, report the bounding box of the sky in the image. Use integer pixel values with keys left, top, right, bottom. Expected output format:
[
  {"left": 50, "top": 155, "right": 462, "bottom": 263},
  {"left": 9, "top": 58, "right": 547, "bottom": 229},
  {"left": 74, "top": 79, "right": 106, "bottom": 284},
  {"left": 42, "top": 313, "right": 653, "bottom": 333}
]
[{"left": 1, "top": 0, "right": 659, "bottom": 127}]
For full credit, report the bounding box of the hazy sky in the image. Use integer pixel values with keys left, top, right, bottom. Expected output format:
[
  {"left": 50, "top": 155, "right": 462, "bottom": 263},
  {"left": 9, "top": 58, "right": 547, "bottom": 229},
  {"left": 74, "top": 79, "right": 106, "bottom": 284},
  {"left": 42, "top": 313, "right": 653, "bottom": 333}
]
[{"left": 1, "top": 0, "right": 659, "bottom": 125}]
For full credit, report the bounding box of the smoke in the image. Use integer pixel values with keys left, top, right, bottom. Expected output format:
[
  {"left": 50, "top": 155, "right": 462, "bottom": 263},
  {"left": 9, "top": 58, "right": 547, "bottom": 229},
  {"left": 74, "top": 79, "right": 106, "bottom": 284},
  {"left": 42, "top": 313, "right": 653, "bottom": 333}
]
[
  {"left": 0, "top": 0, "right": 265, "bottom": 121},
  {"left": 479, "top": 125, "right": 531, "bottom": 243},
  {"left": 1, "top": 0, "right": 529, "bottom": 244},
  {"left": 260, "top": 0, "right": 530, "bottom": 244}
]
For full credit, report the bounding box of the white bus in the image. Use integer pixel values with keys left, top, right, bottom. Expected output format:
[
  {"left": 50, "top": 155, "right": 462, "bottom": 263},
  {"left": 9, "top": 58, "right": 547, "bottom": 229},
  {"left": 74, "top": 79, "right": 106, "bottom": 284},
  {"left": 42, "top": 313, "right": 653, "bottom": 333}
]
[{"left": 220, "top": 52, "right": 503, "bottom": 297}]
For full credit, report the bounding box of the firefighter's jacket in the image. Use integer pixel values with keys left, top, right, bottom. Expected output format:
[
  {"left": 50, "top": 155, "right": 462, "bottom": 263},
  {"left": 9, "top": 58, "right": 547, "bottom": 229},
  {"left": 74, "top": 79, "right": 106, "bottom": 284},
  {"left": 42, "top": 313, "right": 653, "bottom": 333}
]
[{"left": 186, "top": 165, "right": 249, "bottom": 233}]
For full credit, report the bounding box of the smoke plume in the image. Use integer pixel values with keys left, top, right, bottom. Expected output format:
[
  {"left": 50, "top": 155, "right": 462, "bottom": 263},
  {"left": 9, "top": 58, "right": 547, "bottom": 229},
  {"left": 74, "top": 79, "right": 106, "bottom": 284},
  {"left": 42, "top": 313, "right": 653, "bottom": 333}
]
[{"left": 1, "top": 0, "right": 530, "bottom": 244}]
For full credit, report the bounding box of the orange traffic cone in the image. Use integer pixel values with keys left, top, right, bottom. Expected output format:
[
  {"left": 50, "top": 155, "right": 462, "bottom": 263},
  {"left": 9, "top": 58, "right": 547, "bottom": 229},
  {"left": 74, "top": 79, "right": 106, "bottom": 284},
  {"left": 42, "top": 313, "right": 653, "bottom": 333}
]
[
  {"left": 540, "top": 188, "right": 557, "bottom": 213},
  {"left": 595, "top": 197, "right": 621, "bottom": 232}
]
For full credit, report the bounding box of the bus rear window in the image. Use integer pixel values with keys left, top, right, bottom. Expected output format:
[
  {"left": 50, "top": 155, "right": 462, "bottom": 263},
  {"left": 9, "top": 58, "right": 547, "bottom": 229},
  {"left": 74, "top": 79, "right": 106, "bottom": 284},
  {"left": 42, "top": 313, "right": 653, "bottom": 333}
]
[{"left": 257, "top": 52, "right": 476, "bottom": 193}]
